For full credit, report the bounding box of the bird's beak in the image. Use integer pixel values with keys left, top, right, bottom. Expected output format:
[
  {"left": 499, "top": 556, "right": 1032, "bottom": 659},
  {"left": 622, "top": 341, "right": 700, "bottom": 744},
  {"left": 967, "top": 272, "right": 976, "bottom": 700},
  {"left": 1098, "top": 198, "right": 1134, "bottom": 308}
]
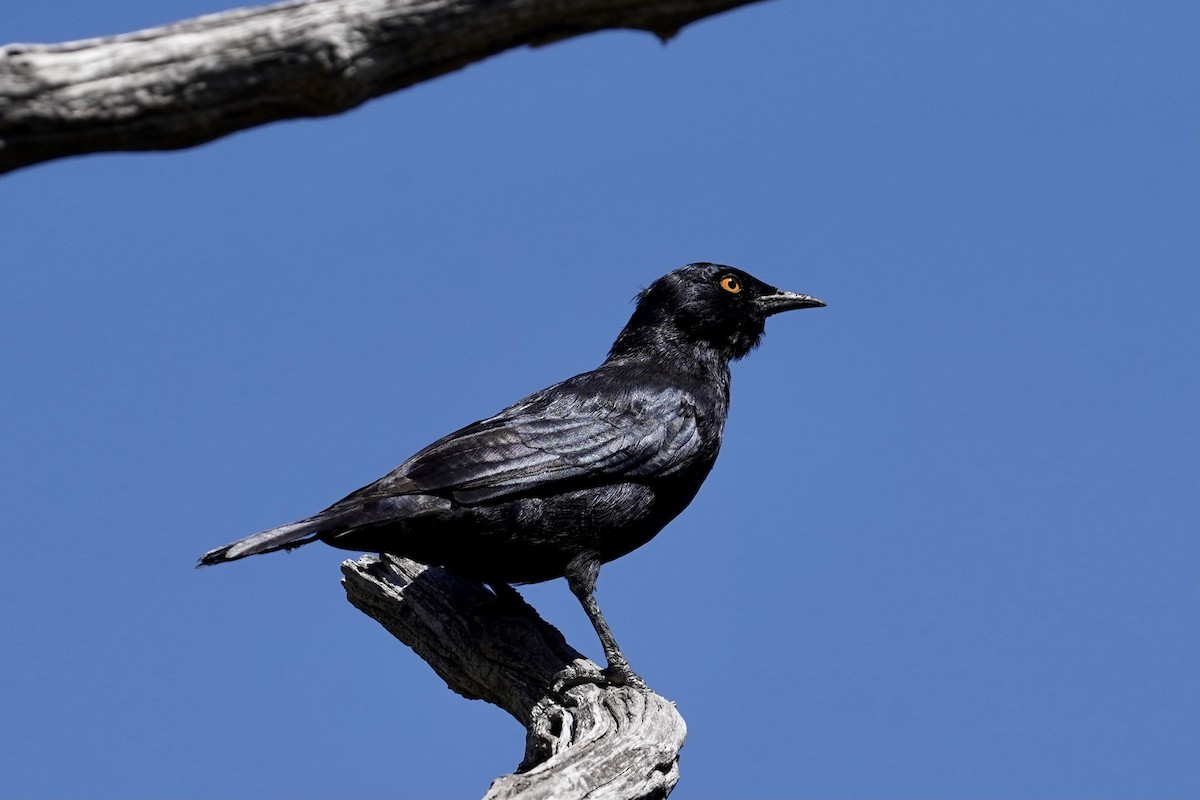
[{"left": 754, "top": 290, "right": 826, "bottom": 316}]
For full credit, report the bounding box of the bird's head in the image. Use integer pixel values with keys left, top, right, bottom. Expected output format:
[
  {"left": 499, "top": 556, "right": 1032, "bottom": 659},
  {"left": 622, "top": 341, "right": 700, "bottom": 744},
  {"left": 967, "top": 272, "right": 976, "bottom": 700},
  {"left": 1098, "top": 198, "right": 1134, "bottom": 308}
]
[{"left": 608, "top": 263, "right": 825, "bottom": 363}]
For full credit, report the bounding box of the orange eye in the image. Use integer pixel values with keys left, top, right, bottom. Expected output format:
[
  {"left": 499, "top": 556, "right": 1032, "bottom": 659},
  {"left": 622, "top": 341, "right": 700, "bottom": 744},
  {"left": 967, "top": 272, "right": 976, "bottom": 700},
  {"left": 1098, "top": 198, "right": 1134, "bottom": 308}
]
[{"left": 720, "top": 275, "right": 742, "bottom": 294}]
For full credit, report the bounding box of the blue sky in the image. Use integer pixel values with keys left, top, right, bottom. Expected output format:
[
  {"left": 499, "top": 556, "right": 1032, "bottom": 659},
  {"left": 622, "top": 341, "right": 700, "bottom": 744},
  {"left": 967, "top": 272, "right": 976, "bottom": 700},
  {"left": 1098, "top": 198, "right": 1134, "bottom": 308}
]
[{"left": 2, "top": 1, "right": 1197, "bottom": 798}]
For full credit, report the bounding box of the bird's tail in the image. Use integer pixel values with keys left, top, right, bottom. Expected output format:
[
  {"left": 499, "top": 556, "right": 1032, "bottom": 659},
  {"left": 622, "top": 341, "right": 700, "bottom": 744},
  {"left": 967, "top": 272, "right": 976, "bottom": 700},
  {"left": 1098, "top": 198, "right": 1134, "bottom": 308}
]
[{"left": 197, "top": 516, "right": 331, "bottom": 567}]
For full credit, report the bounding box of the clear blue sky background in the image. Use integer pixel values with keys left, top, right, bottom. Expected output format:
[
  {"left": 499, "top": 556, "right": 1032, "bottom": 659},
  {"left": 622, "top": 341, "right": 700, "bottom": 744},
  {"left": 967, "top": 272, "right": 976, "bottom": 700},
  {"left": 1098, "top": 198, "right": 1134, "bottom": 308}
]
[{"left": 2, "top": 1, "right": 1197, "bottom": 798}]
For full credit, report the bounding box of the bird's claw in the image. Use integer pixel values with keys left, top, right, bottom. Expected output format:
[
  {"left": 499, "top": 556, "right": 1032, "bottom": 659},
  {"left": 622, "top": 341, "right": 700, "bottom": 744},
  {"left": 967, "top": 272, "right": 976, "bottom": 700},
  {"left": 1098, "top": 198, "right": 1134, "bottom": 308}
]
[
  {"left": 550, "top": 661, "right": 649, "bottom": 695},
  {"left": 602, "top": 660, "right": 649, "bottom": 690}
]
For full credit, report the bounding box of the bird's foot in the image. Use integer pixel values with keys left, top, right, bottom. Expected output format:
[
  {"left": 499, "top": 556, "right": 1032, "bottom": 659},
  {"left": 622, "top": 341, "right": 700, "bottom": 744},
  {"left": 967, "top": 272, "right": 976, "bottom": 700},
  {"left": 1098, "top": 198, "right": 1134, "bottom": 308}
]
[
  {"left": 550, "top": 658, "right": 648, "bottom": 695},
  {"left": 602, "top": 662, "right": 649, "bottom": 691}
]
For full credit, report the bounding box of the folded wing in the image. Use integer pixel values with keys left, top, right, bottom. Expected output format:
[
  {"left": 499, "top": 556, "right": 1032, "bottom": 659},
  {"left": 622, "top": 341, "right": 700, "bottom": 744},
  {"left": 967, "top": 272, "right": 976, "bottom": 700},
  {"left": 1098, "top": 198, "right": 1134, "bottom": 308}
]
[{"left": 335, "top": 382, "right": 705, "bottom": 507}]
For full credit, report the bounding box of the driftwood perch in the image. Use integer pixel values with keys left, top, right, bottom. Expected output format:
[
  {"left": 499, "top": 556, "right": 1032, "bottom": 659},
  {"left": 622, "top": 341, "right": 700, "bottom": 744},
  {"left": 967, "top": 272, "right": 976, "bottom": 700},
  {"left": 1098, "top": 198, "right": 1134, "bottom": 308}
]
[
  {"left": 0, "top": 0, "right": 764, "bottom": 174},
  {"left": 341, "top": 554, "right": 687, "bottom": 800}
]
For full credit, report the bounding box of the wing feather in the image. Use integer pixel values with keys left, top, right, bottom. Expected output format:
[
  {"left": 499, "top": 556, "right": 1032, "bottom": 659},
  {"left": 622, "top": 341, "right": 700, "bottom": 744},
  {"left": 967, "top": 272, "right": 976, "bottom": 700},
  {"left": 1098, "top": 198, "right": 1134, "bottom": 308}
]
[{"left": 397, "top": 385, "right": 704, "bottom": 504}]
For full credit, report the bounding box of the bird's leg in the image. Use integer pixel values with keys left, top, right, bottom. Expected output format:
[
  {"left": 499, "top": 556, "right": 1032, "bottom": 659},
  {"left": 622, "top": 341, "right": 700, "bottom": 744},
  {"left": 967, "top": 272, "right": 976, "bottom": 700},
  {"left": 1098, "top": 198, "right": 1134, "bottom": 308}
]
[
  {"left": 566, "top": 554, "right": 648, "bottom": 690},
  {"left": 576, "top": 590, "right": 647, "bottom": 689}
]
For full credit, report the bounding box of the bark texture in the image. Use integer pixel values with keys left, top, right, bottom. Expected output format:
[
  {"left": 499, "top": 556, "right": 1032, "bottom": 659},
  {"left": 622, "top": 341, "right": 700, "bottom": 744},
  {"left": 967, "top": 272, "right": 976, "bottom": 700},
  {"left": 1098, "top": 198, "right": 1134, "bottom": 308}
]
[
  {"left": 341, "top": 554, "right": 687, "bottom": 800},
  {"left": 0, "top": 0, "right": 764, "bottom": 174}
]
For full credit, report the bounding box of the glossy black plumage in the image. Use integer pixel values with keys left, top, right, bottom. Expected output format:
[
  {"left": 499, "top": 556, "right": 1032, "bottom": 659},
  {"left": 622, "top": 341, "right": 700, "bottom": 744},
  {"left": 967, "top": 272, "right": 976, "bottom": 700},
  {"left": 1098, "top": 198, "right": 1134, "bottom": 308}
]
[{"left": 199, "top": 263, "right": 824, "bottom": 685}]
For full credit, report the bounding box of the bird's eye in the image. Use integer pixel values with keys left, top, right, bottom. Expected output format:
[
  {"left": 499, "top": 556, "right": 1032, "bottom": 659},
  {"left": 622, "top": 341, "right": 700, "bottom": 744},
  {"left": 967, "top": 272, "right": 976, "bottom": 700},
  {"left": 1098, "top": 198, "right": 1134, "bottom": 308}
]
[{"left": 720, "top": 275, "right": 742, "bottom": 294}]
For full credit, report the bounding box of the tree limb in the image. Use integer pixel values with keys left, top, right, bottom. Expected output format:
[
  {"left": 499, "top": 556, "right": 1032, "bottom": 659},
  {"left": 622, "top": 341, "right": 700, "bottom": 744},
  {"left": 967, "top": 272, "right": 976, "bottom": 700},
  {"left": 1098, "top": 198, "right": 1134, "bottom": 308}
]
[
  {"left": 341, "top": 554, "right": 687, "bottom": 800},
  {"left": 0, "top": 0, "right": 764, "bottom": 174}
]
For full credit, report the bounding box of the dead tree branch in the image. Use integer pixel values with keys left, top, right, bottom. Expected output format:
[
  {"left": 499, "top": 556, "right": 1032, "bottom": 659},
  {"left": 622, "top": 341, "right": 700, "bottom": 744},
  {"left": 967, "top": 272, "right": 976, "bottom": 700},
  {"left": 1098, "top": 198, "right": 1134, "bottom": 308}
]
[
  {"left": 341, "top": 554, "right": 687, "bottom": 800},
  {"left": 0, "top": 0, "right": 764, "bottom": 174}
]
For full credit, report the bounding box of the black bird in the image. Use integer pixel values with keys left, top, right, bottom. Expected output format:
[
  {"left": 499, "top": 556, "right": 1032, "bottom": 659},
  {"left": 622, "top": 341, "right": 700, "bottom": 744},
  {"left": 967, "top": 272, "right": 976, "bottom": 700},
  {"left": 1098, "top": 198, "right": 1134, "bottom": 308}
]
[{"left": 200, "top": 263, "right": 824, "bottom": 686}]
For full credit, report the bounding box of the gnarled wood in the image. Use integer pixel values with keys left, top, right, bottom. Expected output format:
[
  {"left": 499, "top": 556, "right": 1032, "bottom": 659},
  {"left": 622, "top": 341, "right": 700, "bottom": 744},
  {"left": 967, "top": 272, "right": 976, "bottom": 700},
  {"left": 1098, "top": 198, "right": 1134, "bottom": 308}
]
[
  {"left": 0, "top": 0, "right": 764, "bottom": 174},
  {"left": 341, "top": 554, "right": 687, "bottom": 800}
]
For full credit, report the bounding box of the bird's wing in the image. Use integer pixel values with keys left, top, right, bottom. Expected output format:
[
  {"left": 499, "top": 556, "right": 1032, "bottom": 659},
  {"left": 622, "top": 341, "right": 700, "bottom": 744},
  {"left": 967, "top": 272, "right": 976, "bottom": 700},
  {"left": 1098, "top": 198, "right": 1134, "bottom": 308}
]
[{"left": 340, "top": 382, "right": 707, "bottom": 506}]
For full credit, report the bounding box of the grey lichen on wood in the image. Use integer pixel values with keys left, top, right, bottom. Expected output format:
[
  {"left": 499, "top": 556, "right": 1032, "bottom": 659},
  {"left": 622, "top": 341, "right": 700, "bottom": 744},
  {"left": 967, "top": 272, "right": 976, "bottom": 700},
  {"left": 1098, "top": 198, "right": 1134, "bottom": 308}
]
[
  {"left": 341, "top": 555, "right": 687, "bottom": 800},
  {"left": 0, "top": 0, "right": 765, "bottom": 174}
]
